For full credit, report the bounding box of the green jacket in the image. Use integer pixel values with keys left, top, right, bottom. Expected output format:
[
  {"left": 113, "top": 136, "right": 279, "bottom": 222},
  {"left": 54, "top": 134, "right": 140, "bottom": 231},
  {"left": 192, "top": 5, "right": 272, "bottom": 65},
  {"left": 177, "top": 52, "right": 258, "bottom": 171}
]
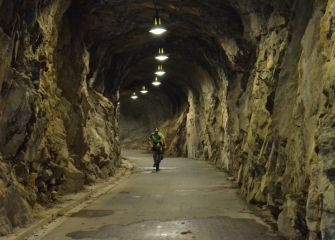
[{"left": 149, "top": 132, "right": 165, "bottom": 145}]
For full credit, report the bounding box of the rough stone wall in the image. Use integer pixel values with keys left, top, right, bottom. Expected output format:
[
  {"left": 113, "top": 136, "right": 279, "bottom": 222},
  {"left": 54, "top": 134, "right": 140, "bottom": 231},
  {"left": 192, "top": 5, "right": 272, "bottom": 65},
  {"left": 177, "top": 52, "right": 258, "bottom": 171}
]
[
  {"left": 161, "top": 108, "right": 188, "bottom": 157},
  {"left": 171, "top": 0, "right": 335, "bottom": 239},
  {"left": 218, "top": 0, "right": 335, "bottom": 239},
  {"left": 310, "top": 0, "right": 335, "bottom": 238},
  {"left": 186, "top": 70, "right": 228, "bottom": 163},
  {"left": 0, "top": 0, "right": 120, "bottom": 235},
  {"left": 149, "top": 62, "right": 229, "bottom": 160}
]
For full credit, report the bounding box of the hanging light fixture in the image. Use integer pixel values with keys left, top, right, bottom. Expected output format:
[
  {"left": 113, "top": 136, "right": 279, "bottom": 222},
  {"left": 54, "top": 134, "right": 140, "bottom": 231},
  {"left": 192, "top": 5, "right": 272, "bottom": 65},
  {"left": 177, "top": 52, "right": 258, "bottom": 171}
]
[
  {"left": 152, "top": 76, "right": 161, "bottom": 86},
  {"left": 140, "top": 85, "right": 148, "bottom": 94},
  {"left": 130, "top": 92, "right": 138, "bottom": 100},
  {"left": 149, "top": 6, "right": 167, "bottom": 35},
  {"left": 155, "top": 65, "right": 166, "bottom": 76},
  {"left": 155, "top": 48, "right": 168, "bottom": 61}
]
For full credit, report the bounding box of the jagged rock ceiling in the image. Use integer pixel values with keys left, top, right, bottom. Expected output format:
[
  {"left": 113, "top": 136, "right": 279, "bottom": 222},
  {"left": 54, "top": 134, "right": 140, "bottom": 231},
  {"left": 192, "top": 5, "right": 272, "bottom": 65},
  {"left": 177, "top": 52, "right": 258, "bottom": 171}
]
[
  {"left": 68, "top": 0, "right": 294, "bottom": 153},
  {"left": 71, "top": 0, "right": 245, "bottom": 98},
  {"left": 70, "top": 0, "right": 292, "bottom": 103}
]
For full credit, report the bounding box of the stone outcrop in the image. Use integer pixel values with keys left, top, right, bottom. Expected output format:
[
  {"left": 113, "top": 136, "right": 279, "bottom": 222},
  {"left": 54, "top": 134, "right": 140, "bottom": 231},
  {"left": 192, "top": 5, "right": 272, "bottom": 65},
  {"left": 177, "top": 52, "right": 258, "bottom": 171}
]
[
  {"left": 175, "top": 0, "right": 335, "bottom": 239},
  {"left": 0, "top": 0, "right": 120, "bottom": 235},
  {"left": 227, "top": 1, "right": 335, "bottom": 239}
]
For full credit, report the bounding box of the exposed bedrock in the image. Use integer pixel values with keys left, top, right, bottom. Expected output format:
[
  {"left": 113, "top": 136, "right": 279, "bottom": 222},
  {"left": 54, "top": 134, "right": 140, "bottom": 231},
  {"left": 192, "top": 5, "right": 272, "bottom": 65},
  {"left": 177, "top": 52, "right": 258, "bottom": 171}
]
[
  {"left": 0, "top": 0, "right": 120, "bottom": 235},
  {"left": 0, "top": 0, "right": 335, "bottom": 239}
]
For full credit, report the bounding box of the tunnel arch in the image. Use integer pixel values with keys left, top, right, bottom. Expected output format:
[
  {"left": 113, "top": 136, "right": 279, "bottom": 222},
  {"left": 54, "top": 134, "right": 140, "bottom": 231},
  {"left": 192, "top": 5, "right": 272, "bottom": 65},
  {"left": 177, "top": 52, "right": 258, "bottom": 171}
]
[{"left": 1, "top": 0, "right": 333, "bottom": 238}]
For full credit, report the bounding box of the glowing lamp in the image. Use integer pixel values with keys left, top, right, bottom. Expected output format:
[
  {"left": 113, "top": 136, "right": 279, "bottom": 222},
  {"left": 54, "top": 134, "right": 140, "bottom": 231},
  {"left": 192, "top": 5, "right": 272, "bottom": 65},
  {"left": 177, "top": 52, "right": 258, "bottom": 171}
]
[
  {"left": 149, "top": 16, "right": 167, "bottom": 35},
  {"left": 155, "top": 65, "right": 166, "bottom": 76},
  {"left": 155, "top": 48, "right": 169, "bottom": 61},
  {"left": 140, "top": 86, "right": 148, "bottom": 94},
  {"left": 152, "top": 76, "right": 161, "bottom": 86},
  {"left": 130, "top": 92, "right": 138, "bottom": 100}
]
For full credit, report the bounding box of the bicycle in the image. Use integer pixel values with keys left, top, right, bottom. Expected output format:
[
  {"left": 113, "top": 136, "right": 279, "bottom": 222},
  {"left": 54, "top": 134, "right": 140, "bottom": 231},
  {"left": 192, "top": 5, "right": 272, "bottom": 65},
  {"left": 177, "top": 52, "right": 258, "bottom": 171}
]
[{"left": 152, "top": 145, "right": 163, "bottom": 171}]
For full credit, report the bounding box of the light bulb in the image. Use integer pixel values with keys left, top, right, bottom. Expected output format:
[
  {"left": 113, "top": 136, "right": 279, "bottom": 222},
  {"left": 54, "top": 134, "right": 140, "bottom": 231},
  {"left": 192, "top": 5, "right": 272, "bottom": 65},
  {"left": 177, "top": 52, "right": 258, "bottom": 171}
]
[
  {"left": 152, "top": 77, "right": 161, "bottom": 86},
  {"left": 131, "top": 92, "right": 138, "bottom": 100},
  {"left": 155, "top": 65, "right": 166, "bottom": 76},
  {"left": 155, "top": 48, "right": 169, "bottom": 61},
  {"left": 152, "top": 81, "right": 161, "bottom": 86},
  {"left": 149, "top": 17, "right": 167, "bottom": 35},
  {"left": 155, "top": 71, "right": 165, "bottom": 76},
  {"left": 155, "top": 55, "right": 168, "bottom": 61},
  {"left": 149, "top": 27, "right": 167, "bottom": 35},
  {"left": 140, "top": 86, "right": 148, "bottom": 94}
]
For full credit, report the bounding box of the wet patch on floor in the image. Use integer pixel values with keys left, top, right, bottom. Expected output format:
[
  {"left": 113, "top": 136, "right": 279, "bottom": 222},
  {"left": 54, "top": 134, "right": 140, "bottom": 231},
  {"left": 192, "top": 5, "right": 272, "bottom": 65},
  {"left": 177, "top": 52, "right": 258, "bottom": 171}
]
[
  {"left": 176, "top": 184, "right": 239, "bottom": 193},
  {"left": 66, "top": 216, "right": 283, "bottom": 240},
  {"left": 70, "top": 209, "right": 115, "bottom": 218},
  {"left": 119, "top": 191, "right": 130, "bottom": 194}
]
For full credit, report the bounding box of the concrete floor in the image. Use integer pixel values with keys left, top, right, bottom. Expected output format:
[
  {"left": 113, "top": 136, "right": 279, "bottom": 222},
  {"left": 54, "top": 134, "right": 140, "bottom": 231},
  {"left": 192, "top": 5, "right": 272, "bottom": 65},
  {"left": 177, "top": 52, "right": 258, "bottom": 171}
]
[{"left": 34, "top": 150, "right": 282, "bottom": 240}]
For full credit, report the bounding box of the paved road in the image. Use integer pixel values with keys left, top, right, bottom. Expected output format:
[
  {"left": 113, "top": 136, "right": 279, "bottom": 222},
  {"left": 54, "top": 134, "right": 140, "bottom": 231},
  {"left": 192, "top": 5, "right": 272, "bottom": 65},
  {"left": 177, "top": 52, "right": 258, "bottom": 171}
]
[{"left": 35, "top": 150, "right": 282, "bottom": 240}]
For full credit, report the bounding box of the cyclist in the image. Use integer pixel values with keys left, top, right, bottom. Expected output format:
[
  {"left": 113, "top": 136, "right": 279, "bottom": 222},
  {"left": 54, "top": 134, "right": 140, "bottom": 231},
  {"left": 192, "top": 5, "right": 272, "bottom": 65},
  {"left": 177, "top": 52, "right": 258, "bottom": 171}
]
[{"left": 148, "top": 127, "right": 166, "bottom": 171}]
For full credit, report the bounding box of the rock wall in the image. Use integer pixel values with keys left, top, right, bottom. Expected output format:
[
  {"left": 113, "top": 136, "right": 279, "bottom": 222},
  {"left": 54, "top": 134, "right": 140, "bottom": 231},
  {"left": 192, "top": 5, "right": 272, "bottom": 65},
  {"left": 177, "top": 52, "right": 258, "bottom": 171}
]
[
  {"left": 184, "top": 67, "right": 228, "bottom": 162},
  {"left": 164, "top": 0, "right": 335, "bottom": 239},
  {"left": 180, "top": 0, "right": 335, "bottom": 239},
  {"left": 0, "top": 0, "right": 120, "bottom": 235},
  {"left": 1, "top": 0, "right": 334, "bottom": 239}
]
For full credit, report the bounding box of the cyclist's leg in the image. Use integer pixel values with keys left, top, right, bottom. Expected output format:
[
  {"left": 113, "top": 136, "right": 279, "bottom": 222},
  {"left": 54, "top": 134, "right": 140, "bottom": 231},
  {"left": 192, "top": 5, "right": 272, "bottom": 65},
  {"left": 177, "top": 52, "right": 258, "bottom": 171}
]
[
  {"left": 161, "top": 146, "right": 164, "bottom": 160},
  {"left": 153, "top": 150, "right": 157, "bottom": 167},
  {"left": 156, "top": 149, "right": 161, "bottom": 171}
]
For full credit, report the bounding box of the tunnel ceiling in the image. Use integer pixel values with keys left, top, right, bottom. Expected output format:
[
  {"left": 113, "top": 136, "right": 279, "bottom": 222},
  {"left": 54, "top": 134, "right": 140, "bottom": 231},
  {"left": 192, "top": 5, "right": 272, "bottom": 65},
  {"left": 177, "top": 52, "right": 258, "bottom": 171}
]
[
  {"left": 69, "top": 0, "right": 251, "bottom": 101},
  {"left": 66, "top": 0, "right": 292, "bottom": 109},
  {"left": 77, "top": 0, "right": 243, "bottom": 47}
]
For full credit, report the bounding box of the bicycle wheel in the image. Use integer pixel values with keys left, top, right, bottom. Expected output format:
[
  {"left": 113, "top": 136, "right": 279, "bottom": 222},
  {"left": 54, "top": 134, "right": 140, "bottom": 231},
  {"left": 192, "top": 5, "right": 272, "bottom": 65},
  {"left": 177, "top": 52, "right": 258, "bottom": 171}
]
[{"left": 153, "top": 150, "right": 161, "bottom": 171}]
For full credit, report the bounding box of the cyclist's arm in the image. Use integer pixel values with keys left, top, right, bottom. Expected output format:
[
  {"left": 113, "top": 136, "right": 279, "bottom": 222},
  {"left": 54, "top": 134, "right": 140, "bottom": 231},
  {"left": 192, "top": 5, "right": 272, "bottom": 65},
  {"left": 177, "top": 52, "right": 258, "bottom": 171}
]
[
  {"left": 160, "top": 133, "right": 166, "bottom": 146},
  {"left": 148, "top": 136, "right": 153, "bottom": 147}
]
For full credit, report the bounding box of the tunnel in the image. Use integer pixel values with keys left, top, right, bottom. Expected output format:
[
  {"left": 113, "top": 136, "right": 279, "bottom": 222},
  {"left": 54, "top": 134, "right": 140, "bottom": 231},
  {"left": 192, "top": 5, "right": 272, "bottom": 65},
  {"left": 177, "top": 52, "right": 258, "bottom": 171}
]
[{"left": 0, "top": 0, "right": 335, "bottom": 239}]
